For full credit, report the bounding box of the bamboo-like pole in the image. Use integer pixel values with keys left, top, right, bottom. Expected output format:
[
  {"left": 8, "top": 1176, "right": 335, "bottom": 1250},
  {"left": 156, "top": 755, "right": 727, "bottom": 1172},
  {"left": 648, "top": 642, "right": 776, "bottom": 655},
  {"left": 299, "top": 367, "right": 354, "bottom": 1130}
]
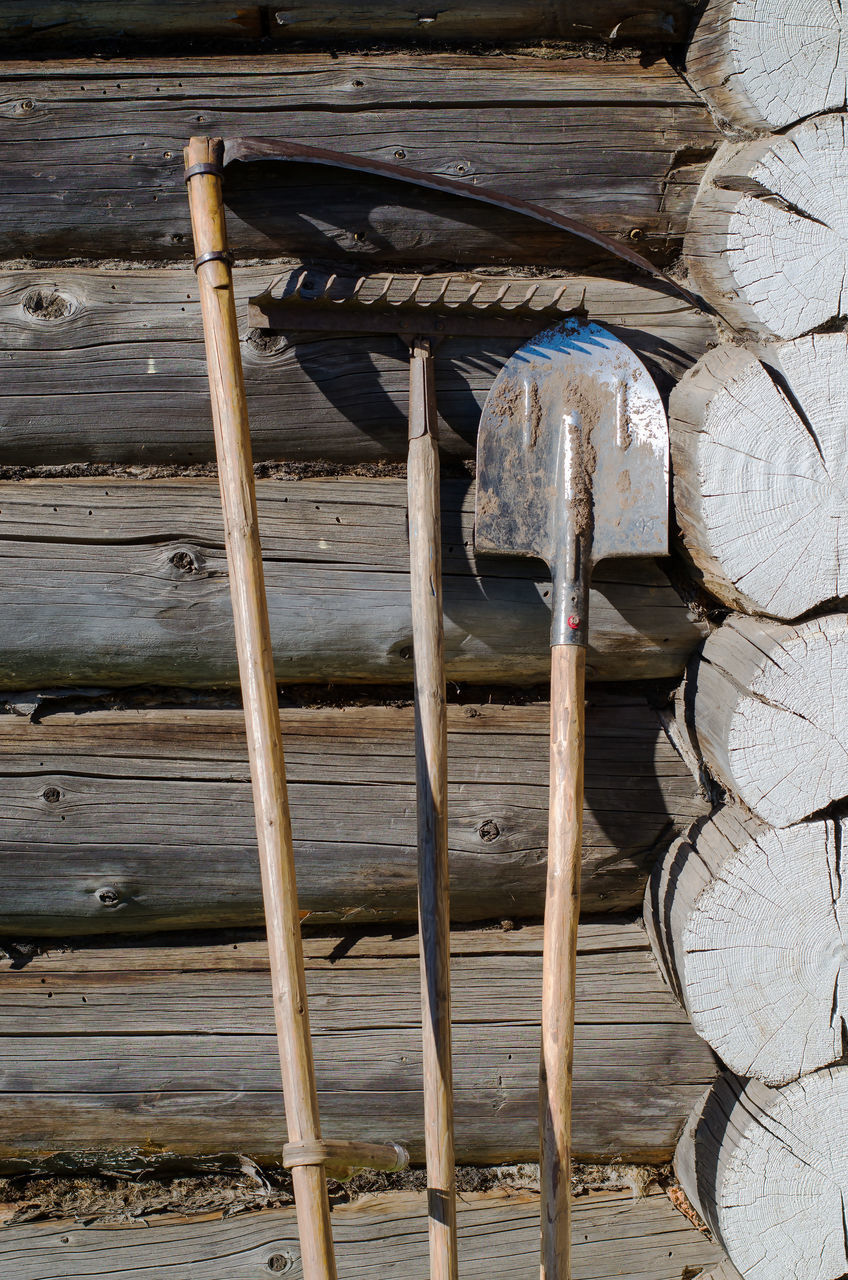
[
  {"left": 407, "top": 339, "right": 459, "bottom": 1280},
  {"left": 184, "top": 135, "right": 337, "bottom": 1280}
]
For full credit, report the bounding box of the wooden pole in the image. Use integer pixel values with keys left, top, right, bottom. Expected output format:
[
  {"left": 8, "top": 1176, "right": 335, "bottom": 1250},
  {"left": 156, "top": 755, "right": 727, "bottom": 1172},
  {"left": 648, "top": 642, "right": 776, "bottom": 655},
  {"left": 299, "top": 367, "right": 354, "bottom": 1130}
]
[
  {"left": 407, "top": 338, "right": 459, "bottom": 1280},
  {"left": 184, "top": 135, "right": 337, "bottom": 1280},
  {"left": 540, "top": 643, "right": 585, "bottom": 1280}
]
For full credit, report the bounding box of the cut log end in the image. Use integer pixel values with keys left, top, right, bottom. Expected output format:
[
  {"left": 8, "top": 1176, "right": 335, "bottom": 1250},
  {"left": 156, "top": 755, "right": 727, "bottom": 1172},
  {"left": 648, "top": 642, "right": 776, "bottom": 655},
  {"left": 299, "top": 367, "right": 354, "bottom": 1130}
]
[
  {"left": 687, "top": 0, "right": 848, "bottom": 130},
  {"left": 646, "top": 807, "right": 848, "bottom": 1085},
  {"left": 670, "top": 334, "right": 848, "bottom": 619},
  {"left": 692, "top": 613, "right": 848, "bottom": 827},
  {"left": 685, "top": 115, "right": 848, "bottom": 339},
  {"left": 677, "top": 1068, "right": 848, "bottom": 1280}
]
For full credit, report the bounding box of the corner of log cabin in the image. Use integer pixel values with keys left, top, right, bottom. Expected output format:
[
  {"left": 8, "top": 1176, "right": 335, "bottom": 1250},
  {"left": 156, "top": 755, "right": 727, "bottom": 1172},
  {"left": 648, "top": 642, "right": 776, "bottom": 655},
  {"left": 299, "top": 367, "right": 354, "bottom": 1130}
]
[{"left": 5, "top": 1, "right": 832, "bottom": 1276}]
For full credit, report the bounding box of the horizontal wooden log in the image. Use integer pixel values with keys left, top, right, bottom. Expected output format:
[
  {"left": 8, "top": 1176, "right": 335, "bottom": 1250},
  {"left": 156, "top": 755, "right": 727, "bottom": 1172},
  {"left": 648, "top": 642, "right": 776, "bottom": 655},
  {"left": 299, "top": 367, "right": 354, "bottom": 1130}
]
[
  {"left": 271, "top": 0, "right": 698, "bottom": 42},
  {"left": 0, "top": 0, "right": 700, "bottom": 48},
  {"left": 0, "top": 267, "right": 715, "bottom": 465},
  {"left": 690, "top": 614, "right": 848, "bottom": 826},
  {"left": 645, "top": 806, "right": 848, "bottom": 1085},
  {"left": 676, "top": 1068, "right": 848, "bottom": 1280},
  {"left": 0, "top": 478, "right": 705, "bottom": 686},
  {"left": 0, "top": 1186, "right": 723, "bottom": 1280},
  {"left": 0, "top": 923, "right": 718, "bottom": 1169},
  {"left": 669, "top": 335, "right": 848, "bottom": 619},
  {"left": 0, "top": 56, "right": 719, "bottom": 263},
  {"left": 0, "top": 696, "right": 706, "bottom": 933},
  {"left": 686, "top": 0, "right": 847, "bottom": 130},
  {"left": 1, "top": 1, "right": 265, "bottom": 44},
  {"left": 685, "top": 116, "right": 848, "bottom": 339}
]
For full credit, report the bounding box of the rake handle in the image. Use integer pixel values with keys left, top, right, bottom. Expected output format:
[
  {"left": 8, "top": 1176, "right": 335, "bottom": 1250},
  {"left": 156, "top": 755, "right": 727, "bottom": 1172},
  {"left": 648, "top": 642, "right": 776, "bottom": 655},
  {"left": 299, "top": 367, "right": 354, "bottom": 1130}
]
[
  {"left": 540, "top": 642, "right": 586, "bottom": 1280},
  {"left": 185, "top": 136, "right": 337, "bottom": 1280},
  {"left": 408, "top": 339, "right": 459, "bottom": 1280}
]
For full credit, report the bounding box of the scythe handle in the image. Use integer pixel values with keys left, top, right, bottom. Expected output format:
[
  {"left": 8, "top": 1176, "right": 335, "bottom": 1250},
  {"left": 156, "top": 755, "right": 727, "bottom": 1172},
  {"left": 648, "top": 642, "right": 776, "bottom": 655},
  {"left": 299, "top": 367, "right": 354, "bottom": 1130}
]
[
  {"left": 184, "top": 135, "right": 337, "bottom": 1280},
  {"left": 540, "top": 642, "right": 586, "bottom": 1280}
]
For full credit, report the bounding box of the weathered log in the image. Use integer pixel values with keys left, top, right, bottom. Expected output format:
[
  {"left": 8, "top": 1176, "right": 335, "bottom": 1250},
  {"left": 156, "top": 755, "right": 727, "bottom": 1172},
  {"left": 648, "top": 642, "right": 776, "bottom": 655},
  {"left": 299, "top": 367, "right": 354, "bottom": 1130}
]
[
  {"left": 685, "top": 115, "right": 848, "bottom": 339},
  {"left": 687, "top": 0, "right": 848, "bottom": 130},
  {"left": 0, "top": 696, "right": 706, "bottom": 933},
  {"left": 0, "top": 923, "right": 718, "bottom": 1169},
  {"left": 689, "top": 614, "right": 848, "bottom": 827},
  {"left": 0, "top": 1, "right": 265, "bottom": 43},
  {"left": 645, "top": 806, "right": 848, "bottom": 1085},
  {"left": 0, "top": 56, "right": 719, "bottom": 263},
  {"left": 0, "top": 478, "right": 704, "bottom": 687},
  {"left": 0, "top": 1186, "right": 723, "bottom": 1280},
  {"left": 0, "top": 267, "right": 714, "bottom": 465},
  {"left": 693, "top": 1265, "right": 743, "bottom": 1280},
  {"left": 670, "top": 335, "right": 848, "bottom": 618},
  {"left": 0, "top": 0, "right": 701, "bottom": 49},
  {"left": 676, "top": 1068, "right": 848, "bottom": 1280}
]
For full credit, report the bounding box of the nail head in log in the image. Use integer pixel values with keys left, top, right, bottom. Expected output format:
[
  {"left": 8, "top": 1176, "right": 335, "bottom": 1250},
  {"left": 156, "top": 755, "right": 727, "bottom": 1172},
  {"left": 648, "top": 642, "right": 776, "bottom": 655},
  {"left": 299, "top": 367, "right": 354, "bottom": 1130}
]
[
  {"left": 670, "top": 335, "right": 848, "bottom": 618},
  {"left": 676, "top": 1068, "right": 848, "bottom": 1280},
  {"left": 691, "top": 614, "right": 848, "bottom": 826},
  {"left": 646, "top": 805, "right": 848, "bottom": 1085},
  {"left": 685, "top": 115, "right": 848, "bottom": 339},
  {"left": 687, "top": 0, "right": 848, "bottom": 130}
]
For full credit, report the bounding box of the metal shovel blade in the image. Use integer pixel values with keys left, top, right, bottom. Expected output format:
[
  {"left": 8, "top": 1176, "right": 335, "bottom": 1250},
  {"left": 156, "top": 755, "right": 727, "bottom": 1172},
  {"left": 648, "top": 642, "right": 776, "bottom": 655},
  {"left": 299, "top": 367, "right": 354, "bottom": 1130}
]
[{"left": 475, "top": 320, "right": 668, "bottom": 582}]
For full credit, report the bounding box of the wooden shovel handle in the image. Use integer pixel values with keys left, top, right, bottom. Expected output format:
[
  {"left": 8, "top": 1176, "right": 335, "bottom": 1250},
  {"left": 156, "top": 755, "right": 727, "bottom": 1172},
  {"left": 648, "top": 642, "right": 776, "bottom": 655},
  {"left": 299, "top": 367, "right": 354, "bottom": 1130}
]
[
  {"left": 540, "top": 643, "right": 586, "bottom": 1280},
  {"left": 184, "top": 136, "right": 337, "bottom": 1280}
]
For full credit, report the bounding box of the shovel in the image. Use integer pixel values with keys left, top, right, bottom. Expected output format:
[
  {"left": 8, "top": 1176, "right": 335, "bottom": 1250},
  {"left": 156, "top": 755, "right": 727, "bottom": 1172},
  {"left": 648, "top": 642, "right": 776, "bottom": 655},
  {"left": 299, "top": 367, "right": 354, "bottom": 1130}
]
[{"left": 475, "top": 319, "right": 669, "bottom": 1278}]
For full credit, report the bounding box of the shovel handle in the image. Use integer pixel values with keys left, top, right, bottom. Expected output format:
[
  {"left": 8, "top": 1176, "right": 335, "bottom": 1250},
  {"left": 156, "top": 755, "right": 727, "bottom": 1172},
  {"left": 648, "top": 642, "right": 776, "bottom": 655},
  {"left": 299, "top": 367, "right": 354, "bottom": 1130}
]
[
  {"left": 540, "top": 642, "right": 585, "bottom": 1280},
  {"left": 185, "top": 136, "right": 337, "bottom": 1280}
]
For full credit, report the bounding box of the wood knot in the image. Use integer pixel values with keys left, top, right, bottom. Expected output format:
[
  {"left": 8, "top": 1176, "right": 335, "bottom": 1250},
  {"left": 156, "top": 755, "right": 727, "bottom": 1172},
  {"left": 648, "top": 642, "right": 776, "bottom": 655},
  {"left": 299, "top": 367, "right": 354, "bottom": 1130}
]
[
  {"left": 96, "top": 887, "right": 121, "bottom": 907},
  {"left": 245, "top": 329, "right": 288, "bottom": 357},
  {"left": 41, "top": 786, "right": 62, "bottom": 803},
  {"left": 23, "top": 289, "right": 73, "bottom": 321},
  {"left": 266, "top": 1254, "right": 294, "bottom": 1273},
  {"left": 170, "top": 549, "right": 200, "bottom": 574},
  {"left": 478, "top": 820, "right": 501, "bottom": 842}
]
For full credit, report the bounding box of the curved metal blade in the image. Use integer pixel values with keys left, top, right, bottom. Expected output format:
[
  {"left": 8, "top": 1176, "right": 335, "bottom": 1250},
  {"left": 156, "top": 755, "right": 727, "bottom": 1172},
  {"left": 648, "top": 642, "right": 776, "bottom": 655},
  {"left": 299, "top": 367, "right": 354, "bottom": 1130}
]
[
  {"left": 222, "top": 135, "right": 701, "bottom": 309},
  {"left": 475, "top": 320, "right": 668, "bottom": 573}
]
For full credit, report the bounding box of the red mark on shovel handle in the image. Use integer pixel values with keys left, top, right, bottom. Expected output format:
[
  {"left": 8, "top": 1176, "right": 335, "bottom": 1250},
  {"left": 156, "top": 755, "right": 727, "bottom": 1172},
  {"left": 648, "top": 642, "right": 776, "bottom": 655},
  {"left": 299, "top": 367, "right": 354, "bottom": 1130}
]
[{"left": 567, "top": 615, "right": 580, "bottom": 630}]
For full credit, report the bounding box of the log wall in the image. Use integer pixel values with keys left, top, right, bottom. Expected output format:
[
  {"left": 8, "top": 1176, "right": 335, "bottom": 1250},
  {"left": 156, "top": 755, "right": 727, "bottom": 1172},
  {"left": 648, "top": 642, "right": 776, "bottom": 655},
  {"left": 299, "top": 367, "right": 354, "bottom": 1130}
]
[
  {"left": 642, "top": 3, "right": 848, "bottom": 1278},
  {"left": 0, "top": 5, "right": 735, "bottom": 1277}
]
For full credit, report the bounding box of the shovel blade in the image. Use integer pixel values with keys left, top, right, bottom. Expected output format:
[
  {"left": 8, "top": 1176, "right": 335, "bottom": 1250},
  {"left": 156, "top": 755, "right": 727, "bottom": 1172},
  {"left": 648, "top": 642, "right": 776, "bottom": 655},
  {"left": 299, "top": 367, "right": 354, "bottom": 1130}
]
[{"left": 475, "top": 320, "right": 668, "bottom": 570}]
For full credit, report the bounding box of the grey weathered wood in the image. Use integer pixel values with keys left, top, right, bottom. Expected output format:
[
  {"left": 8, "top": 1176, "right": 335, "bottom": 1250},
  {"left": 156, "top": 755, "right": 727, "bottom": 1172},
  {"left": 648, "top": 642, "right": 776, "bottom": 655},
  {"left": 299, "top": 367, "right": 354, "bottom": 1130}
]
[
  {"left": 0, "top": 697, "right": 706, "bottom": 933},
  {"left": 0, "top": 267, "right": 715, "bottom": 465},
  {"left": 0, "top": 924, "right": 718, "bottom": 1169},
  {"left": 0, "top": 0, "right": 700, "bottom": 48},
  {"left": 687, "top": 0, "right": 848, "bottom": 130},
  {"left": 0, "top": 1186, "right": 724, "bottom": 1280},
  {"left": 669, "top": 335, "right": 848, "bottom": 619},
  {"left": 0, "top": 56, "right": 719, "bottom": 263},
  {"left": 0, "top": 478, "right": 705, "bottom": 687},
  {"left": 685, "top": 118, "right": 848, "bottom": 339},
  {"left": 690, "top": 614, "right": 848, "bottom": 827},
  {"left": 676, "top": 1068, "right": 848, "bottom": 1280},
  {"left": 645, "top": 806, "right": 848, "bottom": 1086},
  {"left": 270, "top": 0, "right": 698, "bottom": 43}
]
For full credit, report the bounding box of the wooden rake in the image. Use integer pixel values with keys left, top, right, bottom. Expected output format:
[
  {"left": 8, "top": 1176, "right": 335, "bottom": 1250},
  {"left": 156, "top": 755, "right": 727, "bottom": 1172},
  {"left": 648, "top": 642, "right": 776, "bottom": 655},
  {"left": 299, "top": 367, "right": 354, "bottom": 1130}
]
[{"left": 184, "top": 136, "right": 407, "bottom": 1280}]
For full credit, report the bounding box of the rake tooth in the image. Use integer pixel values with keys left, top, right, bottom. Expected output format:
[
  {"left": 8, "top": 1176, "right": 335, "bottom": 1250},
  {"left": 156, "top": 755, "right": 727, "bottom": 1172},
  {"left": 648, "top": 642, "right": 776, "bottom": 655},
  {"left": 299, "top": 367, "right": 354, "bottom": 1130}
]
[
  {"left": 549, "top": 282, "right": 569, "bottom": 310},
  {"left": 351, "top": 275, "right": 368, "bottom": 302},
  {"left": 293, "top": 268, "right": 310, "bottom": 299},
  {"left": 432, "top": 277, "right": 451, "bottom": 307},
  {"left": 492, "top": 283, "right": 510, "bottom": 305},
  {"left": 364, "top": 274, "right": 393, "bottom": 307},
  {"left": 464, "top": 280, "right": 483, "bottom": 308},
  {"left": 408, "top": 275, "right": 426, "bottom": 306}
]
